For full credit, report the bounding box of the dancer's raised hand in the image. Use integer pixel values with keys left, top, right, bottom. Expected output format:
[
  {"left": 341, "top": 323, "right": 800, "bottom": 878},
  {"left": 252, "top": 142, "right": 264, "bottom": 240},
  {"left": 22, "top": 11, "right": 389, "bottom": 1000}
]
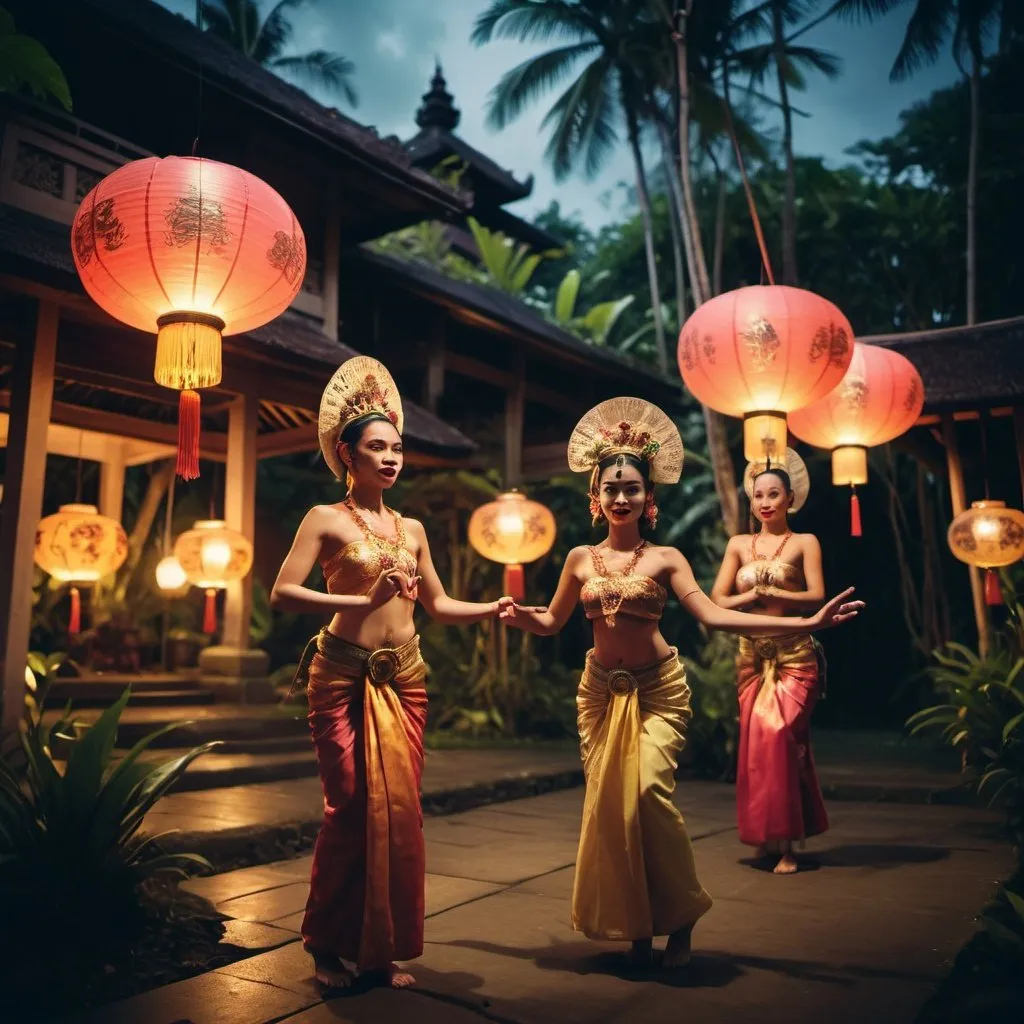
[
  {"left": 809, "top": 587, "right": 864, "bottom": 630},
  {"left": 367, "top": 569, "right": 406, "bottom": 610}
]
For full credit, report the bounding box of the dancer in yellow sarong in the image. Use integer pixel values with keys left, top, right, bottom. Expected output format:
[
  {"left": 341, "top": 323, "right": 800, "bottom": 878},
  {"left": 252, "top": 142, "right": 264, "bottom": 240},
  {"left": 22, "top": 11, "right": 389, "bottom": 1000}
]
[
  {"left": 501, "top": 398, "right": 862, "bottom": 968},
  {"left": 271, "top": 357, "right": 511, "bottom": 990}
]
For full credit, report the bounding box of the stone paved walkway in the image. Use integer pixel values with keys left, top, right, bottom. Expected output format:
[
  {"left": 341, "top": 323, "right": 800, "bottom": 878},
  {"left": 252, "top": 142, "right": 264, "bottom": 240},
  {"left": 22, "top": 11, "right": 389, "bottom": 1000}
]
[{"left": 68, "top": 779, "right": 1011, "bottom": 1024}]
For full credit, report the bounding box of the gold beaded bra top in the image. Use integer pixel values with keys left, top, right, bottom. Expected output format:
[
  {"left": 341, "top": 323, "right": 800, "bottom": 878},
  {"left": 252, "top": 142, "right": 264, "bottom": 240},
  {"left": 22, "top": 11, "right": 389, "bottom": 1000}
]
[
  {"left": 735, "top": 532, "right": 802, "bottom": 594},
  {"left": 320, "top": 501, "right": 418, "bottom": 597},
  {"left": 580, "top": 542, "right": 667, "bottom": 626}
]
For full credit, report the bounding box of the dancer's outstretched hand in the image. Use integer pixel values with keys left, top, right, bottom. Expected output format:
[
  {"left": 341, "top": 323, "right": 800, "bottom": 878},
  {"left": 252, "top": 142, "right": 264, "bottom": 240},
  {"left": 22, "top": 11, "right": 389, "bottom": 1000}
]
[
  {"left": 809, "top": 587, "right": 864, "bottom": 630},
  {"left": 495, "top": 595, "right": 516, "bottom": 617}
]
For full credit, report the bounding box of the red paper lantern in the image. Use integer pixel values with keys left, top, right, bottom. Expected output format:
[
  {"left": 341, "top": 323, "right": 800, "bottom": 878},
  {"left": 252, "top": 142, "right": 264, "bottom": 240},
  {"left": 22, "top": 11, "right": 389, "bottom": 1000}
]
[
  {"left": 789, "top": 343, "right": 924, "bottom": 536},
  {"left": 72, "top": 156, "right": 306, "bottom": 479},
  {"left": 677, "top": 285, "right": 854, "bottom": 461}
]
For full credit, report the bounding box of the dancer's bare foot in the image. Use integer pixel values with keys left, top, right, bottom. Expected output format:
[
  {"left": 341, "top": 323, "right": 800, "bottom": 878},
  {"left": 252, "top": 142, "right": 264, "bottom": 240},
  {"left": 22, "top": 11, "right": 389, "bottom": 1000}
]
[
  {"left": 662, "top": 926, "right": 693, "bottom": 969},
  {"left": 389, "top": 964, "right": 416, "bottom": 988},
  {"left": 773, "top": 853, "right": 799, "bottom": 875},
  {"left": 309, "top": 952, "right": 355, "bottom": 989},
  {"left": 628, "top": 938, "right": 653, "bottom": 966}
]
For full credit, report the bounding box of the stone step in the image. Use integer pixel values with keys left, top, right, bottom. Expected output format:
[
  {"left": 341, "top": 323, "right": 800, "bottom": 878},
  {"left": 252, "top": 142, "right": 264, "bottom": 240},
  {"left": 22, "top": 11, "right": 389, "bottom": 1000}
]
[
  {"left": 114, "top": 707, "right": 309, "bottom": 749},
  {"left": 44, "top": 673, "right": 205, "bottom": 704},
  {"left": 140, "top": 745, "right": 319, "bottom": 792},
  {"left": 47, "top": 687, "right": 217, "bottom": 708}
]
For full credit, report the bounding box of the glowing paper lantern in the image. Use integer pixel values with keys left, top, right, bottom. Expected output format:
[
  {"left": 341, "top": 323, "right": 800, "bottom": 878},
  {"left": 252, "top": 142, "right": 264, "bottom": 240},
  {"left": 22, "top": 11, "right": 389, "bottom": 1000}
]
[
  {"left": 35, "top": 504, "right": 129, "bottom": 635},
  {"left": 174, "top": 520, "right": 253, "bottom": 633},
  {"left": 677, "top": 285, "right": 854, "bottom": 461},
  {"left": 789, "top": 343, "right": 924, "bottom": 536},
  {"left": 155, "top": 555, "right": 189, "bottom": 596},
  {"left": 948, "top": 501, "right": 1024, "bottom": 606},
  {"left": 468, "top": 491, "right": 556, "bottom": 601},
  {"left": 72, "top": 156, "right": 306, "bottom": 479}
]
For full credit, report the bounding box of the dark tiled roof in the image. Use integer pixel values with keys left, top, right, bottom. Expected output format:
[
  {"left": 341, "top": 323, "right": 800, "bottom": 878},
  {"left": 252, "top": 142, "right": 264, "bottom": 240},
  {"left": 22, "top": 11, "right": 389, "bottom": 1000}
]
[
  {"left": 406, "top": 127, "right": 533, "bottom": 204},
  {"left": 75, "top": 0, "right": 468, "bottom": 216},
  {"left": 866, "top": 318, "right": 1024, "bottom": 412},
  {"left": 352, "top": 247, "right": 679, "bottom": 402},
  {"left": 0, "top": 204, "right": 475, "bottom": 454}
]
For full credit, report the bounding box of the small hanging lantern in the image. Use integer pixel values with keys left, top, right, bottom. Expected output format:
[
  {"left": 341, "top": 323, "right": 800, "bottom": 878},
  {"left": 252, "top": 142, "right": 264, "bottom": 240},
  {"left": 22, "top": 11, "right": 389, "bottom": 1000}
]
[
  {"left": 35, "top": 504, "right": 129, "bottom": 636},
  {"left": 174, "top": 520, "right": 253, "bottom": 634},
  {"left": 789, "top": 343, "right": 924, "bottom": 536},
  {"left": 155, "top": 554, "right": 190, "bottom": 597},
  {"left": 468, "top": 491, "right": 556, "bottom": 601},
  {"left": 72, "top": 156, "right": 306, "bottom": 480},
  {"left": 947, "top": 501, "right": 1024, "bottom": 606},
  {"left": 677, "top": 285, "right": 855, "bottom": 461}
]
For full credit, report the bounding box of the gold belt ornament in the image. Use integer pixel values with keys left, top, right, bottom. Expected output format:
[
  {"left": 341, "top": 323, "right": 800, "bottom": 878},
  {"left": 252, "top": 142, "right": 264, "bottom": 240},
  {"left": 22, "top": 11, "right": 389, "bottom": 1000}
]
[
  {"left": 366, "top": 647, "right": 400, "bottom": 686},
  {"left": 754, "top": 638, "right": 777, "bottom": 661},
  {"left": 607, "top": 668, "right": 638, "bottom": 696}
]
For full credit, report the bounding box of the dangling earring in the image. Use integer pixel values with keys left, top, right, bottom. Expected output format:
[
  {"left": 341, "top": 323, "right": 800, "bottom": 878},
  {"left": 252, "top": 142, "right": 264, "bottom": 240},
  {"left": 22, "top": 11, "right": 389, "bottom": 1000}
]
[
  {"left": 643, "top": 493, "right": 658, "bottom": 528},
  {"left": 589, "top": 493, "right": 603, "bottom": 526}
]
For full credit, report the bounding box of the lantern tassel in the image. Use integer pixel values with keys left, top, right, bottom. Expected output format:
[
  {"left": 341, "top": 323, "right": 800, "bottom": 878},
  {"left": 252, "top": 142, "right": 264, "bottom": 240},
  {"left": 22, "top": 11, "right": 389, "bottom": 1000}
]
[
  {"left": 503, "top": 564, "right": 526, "bottom": 603},
  {"left": 984, "top": 569, "right": 1003, "bottom": 607},
  {"left": 202, "top": 588, "right": 218, "bottom": 634},
  {"left": 850, "top": 489, "right": 862, "bottom": 538},
  {"left": 177, "top": 389, "right": 202, "bottom": 481},
  {"left": 68, "top": 586, "right": 81, "bottom": 636}
]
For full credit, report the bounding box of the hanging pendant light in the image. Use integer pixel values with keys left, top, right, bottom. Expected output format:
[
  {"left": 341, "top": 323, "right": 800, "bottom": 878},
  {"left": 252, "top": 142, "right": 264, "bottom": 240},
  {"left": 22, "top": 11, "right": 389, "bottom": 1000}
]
[
  {"left": 174, "top": 519, "right": 253, "bottom": 634},
  {"left": 72, "top": 157, "right": 306, "bottom": 479}
]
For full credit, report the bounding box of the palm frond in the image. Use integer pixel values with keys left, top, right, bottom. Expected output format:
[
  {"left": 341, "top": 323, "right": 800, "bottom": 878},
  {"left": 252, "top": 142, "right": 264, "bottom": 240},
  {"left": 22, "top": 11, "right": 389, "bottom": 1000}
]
[
  {"left": 485, "top": 42, "right": 600, "bottom": 130},
  {"left": 542, "top": 54, "right": 619, "bottom": 181},
  {"left": 254, "top": 0, "right": 306, "bottom": 64},
  {"left": 472, "top": 0, "right": 594, "bottom": 46},
  {"left": 273, "top": 51, "right": 358, "bottom": 104},
  {"left": 891, "top": 0, "right": 955, "bottom": 80}
]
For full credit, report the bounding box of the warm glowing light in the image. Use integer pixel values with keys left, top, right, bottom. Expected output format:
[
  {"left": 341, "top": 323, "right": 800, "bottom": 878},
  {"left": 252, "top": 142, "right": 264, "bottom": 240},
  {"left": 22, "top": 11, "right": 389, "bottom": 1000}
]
[
  {"left": 174, "top": 520, "right": 253, "bottom": 590},
  {"left": 35, "top": 504, "right": 128, "bottom": 583},
  {"left": 155, "top": 555, "right": 189, "bottom": 593}
]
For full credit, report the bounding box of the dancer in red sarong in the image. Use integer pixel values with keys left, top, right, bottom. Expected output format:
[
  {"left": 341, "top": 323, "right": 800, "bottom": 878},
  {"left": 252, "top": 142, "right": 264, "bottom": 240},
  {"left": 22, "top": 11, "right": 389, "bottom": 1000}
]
[
  {"left": 271, "top": 357, "right": 511, "bottom": 989},
  {"left": 711, "top": 450, "right": 830, "bottom": 875}
]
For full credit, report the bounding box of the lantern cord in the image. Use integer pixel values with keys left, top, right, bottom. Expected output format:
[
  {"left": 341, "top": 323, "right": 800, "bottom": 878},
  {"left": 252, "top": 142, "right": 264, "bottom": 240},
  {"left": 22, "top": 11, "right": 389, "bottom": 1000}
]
[
  {"left": 979, "top": 410, "right": 991, "bottom": 500},
  {"left": 192, "top": 0, "right": 204, "bottom": 156},
  {"left": 163, "top": 466, "right": 177, "bottom": 553},
  {"left": 721, "top": 66, "right": 775, "bottom": 287}
]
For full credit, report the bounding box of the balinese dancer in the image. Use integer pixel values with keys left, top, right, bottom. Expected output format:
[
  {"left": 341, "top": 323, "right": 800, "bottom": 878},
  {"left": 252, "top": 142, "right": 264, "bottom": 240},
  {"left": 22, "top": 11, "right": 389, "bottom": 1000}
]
[
  {"left": 710, "top": 449, "right": 830, "bottom": 874},
  {"left": 271, "top": 357, "right": 511, "bottom": 989},
  {"left": 500, "top": 399, "right": 862, "bottom": 968}
]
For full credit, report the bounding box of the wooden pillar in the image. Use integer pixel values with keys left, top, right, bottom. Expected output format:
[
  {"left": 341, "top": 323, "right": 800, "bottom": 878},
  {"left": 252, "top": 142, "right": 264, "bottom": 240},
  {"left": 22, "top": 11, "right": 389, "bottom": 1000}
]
[
  {"left": 942, "top": 414, "right": 989, "bottom": 656},
  {"left": 99, "top": 444, "right": 126, "bottom": 520},
  {"left": 0, "top": 302, "right": 58, "bottom": 737},
  {"left": 322, "top": 186, "right": 341, "bottom": 342},
  {"left": 222, "top": 393, "right": 259, "bottom": 650},
  {"left": 423, "top": 316, "right": 446, "bottom": 414},
  {"left": 504, "top": 352, "right": 525, "bottom": 489}
]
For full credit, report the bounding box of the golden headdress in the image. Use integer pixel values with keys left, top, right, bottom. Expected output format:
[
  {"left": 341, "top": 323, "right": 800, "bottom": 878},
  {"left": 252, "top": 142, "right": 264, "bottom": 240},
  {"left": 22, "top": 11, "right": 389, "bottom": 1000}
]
[
  {"left": 567, "top": 397, "right": 683, "bottom": 485},
  {"left": 318, "top": 356, "right": 404, "bottom": 481},
  {"left": 744, "top": 447, "right": 810, "bottom": 513}
]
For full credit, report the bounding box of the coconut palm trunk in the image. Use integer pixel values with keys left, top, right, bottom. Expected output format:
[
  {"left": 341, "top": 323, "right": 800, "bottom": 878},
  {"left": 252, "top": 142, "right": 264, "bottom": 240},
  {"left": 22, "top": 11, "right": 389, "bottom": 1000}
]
[
  {"left": 966, "top": 51, "right": 980, "bottom": 324},
  {"left": 772, "top": 1, "right": 799, "bottom": 285}
]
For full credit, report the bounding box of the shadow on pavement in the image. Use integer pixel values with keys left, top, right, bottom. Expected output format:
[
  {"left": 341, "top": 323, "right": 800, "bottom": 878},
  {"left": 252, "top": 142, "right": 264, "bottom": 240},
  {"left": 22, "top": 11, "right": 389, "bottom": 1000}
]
[{"left": 738, "top": 843, "right": 950, "bottom": 873}]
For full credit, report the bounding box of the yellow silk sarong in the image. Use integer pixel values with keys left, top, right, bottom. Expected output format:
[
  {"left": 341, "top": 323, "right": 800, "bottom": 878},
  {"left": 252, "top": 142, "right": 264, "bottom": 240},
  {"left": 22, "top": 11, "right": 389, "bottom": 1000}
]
[
  {"left": 299, "top": 630, "right": 428, "bottom": 969},
  {"left": 572, "top": 649, "right": 713, "bottom": 940}
]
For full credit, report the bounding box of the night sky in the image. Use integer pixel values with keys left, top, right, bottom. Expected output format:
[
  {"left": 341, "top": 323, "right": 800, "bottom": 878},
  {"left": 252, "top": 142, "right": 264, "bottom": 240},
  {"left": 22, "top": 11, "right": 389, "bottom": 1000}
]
[{"left": 160, "top": 0, "right": 962, "bottom": 227}]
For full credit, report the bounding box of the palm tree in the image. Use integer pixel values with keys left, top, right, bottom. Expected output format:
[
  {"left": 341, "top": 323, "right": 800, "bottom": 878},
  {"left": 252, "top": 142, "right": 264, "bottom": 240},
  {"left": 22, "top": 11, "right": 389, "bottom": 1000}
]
[
  {"left": 830, "top": 0, "right": 1011, "bottom": 323},
  {"left": 472, "top": 0, "right": 672, "bottom": 374},
  {"left": 199, "top": 0, "right": 357, "bottom": 106}
]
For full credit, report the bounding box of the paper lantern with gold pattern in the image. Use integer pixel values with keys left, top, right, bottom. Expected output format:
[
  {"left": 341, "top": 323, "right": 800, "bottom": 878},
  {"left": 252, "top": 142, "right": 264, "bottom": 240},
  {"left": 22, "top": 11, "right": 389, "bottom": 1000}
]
[
  {"left": 468, "top": 491, "right": 556, "bottom": 601},
  {"left": 35, "top": 503, "right": 129, "bottom": 635},
  {"left": 789, "top": 343, "right": 924, "bottom": 536},
  {"left": 72, "top": 157, "right": 306, "bottom": 480},
  {"left": 677, "top": 285, "right": 854, "bottom": 461},
  {"left": 174, "top": 520, "right": 253, "bottom": 633},
  {"left": 948, "top": 500, "right": 1024, "bottom": 606}
]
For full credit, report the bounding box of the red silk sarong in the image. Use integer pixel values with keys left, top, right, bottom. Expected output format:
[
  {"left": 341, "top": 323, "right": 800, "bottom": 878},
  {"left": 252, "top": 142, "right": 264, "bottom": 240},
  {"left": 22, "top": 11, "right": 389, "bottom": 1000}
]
[
  {"left": 299, "top": 630, "right": 427, "bottom": 969},
  {"left": 736, "top": 633, "right": 829, "bottom": 846}
]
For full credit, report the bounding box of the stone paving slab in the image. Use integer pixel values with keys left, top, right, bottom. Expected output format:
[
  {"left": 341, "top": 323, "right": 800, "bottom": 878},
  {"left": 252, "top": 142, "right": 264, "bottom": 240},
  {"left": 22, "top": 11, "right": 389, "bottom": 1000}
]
[{"left": 75, "top": 780, "right": 1014, "bottom": 1024}]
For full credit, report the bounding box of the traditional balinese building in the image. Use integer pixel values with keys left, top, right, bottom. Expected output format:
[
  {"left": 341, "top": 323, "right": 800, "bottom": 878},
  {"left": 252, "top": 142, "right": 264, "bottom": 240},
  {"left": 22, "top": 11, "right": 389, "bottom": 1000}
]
[
  {"left": 0, "top": 0, "right": 676, "bottom": 743},
  {"left": 404, "top": 63, "right": 562, "bottom": 257}
]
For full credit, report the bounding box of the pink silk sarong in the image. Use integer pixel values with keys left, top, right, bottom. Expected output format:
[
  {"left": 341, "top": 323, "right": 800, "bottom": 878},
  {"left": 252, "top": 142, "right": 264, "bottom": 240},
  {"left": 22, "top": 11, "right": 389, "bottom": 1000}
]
[{"left": 736, "top": 633, "right": 829, "bottom": 847}]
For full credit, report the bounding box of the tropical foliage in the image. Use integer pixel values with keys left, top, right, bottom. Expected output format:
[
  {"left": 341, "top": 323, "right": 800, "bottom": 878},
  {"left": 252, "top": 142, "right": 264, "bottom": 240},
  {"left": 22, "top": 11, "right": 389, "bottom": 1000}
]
[
  {"left": 0, "top": 4, "right": 70, "bottom": 109},
  {"left": 200, "top": 0, "right": 357, "bottom": 104}
]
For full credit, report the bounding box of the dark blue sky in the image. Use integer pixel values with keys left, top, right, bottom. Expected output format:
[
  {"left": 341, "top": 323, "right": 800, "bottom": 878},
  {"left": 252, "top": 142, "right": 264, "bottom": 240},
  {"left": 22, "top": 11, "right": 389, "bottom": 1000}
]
[{"left": 162, "top": 1, "right": 960, "bottom": 227}]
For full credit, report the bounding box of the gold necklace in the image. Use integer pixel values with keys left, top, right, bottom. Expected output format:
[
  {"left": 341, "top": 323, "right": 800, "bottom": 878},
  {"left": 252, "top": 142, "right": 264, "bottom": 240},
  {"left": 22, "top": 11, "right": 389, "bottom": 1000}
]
[{"left": 344, "top": 498, "right": 408, "bottom": 569}]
